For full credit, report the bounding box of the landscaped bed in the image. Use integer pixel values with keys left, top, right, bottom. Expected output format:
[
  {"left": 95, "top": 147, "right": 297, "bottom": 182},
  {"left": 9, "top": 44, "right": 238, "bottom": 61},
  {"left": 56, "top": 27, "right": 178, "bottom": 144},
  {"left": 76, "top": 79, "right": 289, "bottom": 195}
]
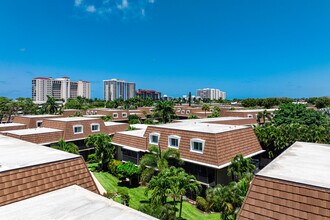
[{"left": 93, "top": 171, "right": 219, "bottom": 220}]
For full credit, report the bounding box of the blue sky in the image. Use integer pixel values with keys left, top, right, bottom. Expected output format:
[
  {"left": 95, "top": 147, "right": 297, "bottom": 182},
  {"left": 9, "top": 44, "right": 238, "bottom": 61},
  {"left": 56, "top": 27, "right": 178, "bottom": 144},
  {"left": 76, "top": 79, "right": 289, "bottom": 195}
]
[{"left": 0, "top": 0, "right": 330, "bottom": 99}]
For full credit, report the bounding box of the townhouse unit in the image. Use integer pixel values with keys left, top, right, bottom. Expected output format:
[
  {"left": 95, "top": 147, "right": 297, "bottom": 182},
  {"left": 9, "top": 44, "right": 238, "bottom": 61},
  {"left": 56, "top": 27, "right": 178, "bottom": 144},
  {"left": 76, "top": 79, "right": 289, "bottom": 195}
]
[
  {"left": 0, "top": 135, "right": 155, "bottom": 219},
  {"left": 63, "top": 108, "right": 131, "bottom": 122},
  {"left": 238, "top": 142, "right": 330, "bottom": 220},
  {"left": 174, "top": 105, "right": 213, "bottom": 118},
  {"left": 0, "top": 135, "right": 99, "bottom": 206},
  {"left": 0, "top": 123, "right": 26, "bottom": 132},
  {"left": 1, "top": 117, "right": 129, "bottom": 158},
  {"left": 13, "top": 114, "right": 62, "bottom": 128},
  {"left": 221, "top": 109, "right": 277, "bottom": 119},
  {"left": 86, "top": 109, "right": 130, "bottom": 121},
  {"left": 112, "top": 121, "right": 264, "bottom": 186},
  {"left": 174, "top": 117, "right": 258, "bottom": 126}
]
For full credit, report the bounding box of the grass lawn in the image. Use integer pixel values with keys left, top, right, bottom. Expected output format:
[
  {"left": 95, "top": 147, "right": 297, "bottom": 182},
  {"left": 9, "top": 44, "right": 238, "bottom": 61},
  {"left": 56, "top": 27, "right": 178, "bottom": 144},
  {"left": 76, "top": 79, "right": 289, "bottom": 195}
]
[{"left": 93, "top": 171, "right": 219, "bottom": 220}]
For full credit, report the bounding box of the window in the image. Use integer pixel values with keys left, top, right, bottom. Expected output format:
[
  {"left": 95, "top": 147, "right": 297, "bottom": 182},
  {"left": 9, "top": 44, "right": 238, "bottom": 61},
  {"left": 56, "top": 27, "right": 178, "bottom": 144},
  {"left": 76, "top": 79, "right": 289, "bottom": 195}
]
[
  {"left": 168, "top": 135, "right": 180, "bottom": 148},
  {"left": 186, "top": 110, "right": 190, "bottom": 114},
  {"left": 190, "top": 138, "right": 205, "bottom": 153},
  {"left": 177, "top": 108, "right": 181, "bottom": 112},
  {"left": 122, "top": 112, "right": 127, "bottom": 118},
  {"left": 113, "top": 113, "right": 118, "bottom": 118},
  {"left": 181, "top": 110, "right": 185, "bottom": 114},
  {"left": 73, "top": 125, "right": 83, "bottom": 134},
  {"left": 36, "top": 120, "right": 43, "bottom": 128},
  {"left": 247, "top": 114, "right": 253, "bottom": 119},
  {"left": 91, "top": 123, "right": 100, "bottom": 132},
  {"left": 149, "top": 133, "right": 160, "bottom": 145}
]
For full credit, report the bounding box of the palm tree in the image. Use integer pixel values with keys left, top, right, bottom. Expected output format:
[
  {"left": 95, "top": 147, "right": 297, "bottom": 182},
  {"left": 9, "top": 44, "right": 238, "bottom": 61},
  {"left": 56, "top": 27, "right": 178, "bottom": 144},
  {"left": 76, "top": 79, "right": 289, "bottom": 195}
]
[
  {"left": 154, "top": 101, "right": 175, "bottom": 124},
  {"left": 43, "top": 96, "right": 58, "bottom": 114},
  {"left": 51, "top": 139, "right": 79, "bottom": 154},
  {"left": 139, "top": 145, "right": 183, "bottom": 184},
  {"left": 256, "top": 110, "right": 273, "bottom": 125},
  {"left": 227, "top": 154, "right": 256, "bottom": 181},
  {"left": 85, "top": 133, "right": 115, "bottom": 170},
  {"left": 201, "top": 104, "right": 210, "bottom": 117},
  {"left": 168, "top": 167, "right": 200, "bottom": 218},
  {"left": 145, "top": 168, "right": 173, "bottom": 205}
]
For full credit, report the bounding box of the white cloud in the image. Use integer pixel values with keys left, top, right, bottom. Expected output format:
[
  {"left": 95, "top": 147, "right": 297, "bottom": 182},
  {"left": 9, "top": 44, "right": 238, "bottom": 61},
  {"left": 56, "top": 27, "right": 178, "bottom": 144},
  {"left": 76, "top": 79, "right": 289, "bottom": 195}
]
[
  {"left": 74, "top": 0, "right": 82, "bottom": 7},
  {"left": 74, "top": 0, "right": 155, "bottom": 19},
  {"left": 117, "top": 0, "right": 128, "bottom": 10},
  {"left": 86, "top": 5, "right": 96, "bottom": 13}
]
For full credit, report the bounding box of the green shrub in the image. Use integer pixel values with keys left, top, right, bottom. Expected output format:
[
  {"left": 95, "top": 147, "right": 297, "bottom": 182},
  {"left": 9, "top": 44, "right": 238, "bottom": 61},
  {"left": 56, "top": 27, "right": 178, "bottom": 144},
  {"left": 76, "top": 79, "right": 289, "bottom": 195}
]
[
  {"left": 118, "top": 188, "right": 130, "bottom": 206},
  {"left": 144, "top": 118, "right": 154, "bottom": 124},
  {"left": 196, "top": 196, "right": 208, "bottom": 212},
  {"left": 87, "top": 163, "right": 99, "bottom": 172},
  {"left": 108, "top": 160, "right": 123, "bottom": 176},
  {"left": 87, "top": 153, "right": 97, "bottom": 163},
  {"left": 117, "top": 161, "right": 141, "bottom": 180}
]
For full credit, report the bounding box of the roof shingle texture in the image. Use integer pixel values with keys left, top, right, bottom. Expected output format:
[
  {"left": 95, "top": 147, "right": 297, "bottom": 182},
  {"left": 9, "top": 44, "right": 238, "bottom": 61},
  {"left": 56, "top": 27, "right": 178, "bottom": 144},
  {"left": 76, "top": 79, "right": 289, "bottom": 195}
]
[
  {"left": 238, "top": 176, "right": 330, "bottom": 220},
  {"left": 0, "top": 157, "right": 99, "bottom": 206}
]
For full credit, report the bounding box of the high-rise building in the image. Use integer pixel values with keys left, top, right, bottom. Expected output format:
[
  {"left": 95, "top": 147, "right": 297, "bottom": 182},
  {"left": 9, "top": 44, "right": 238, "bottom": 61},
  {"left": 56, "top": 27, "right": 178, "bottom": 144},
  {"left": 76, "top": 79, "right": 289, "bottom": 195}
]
[
  {"left": 70, "top": 82, "right": 78, "bottom": 99},
  {"left": 136, "top": 89, "right": 161, "bottom": 100},
  {"left": 196, "top": 88, "right": 226, "bottom": 100},
  {"left": 52, "top": 77, "right": 71, "bottom": 101},
  {"left": 103, "top": 79, "right": 136, "bottom": 101},
  {"left": 32, "top": 77, "right": 53, "bottom": 103},
  {"left": 127, "top": 82, "right": 136, "bottom": 99},
  {"left": 32, "top": 76, "right": 91, "bottom": 103},
  {"left": 77, "top": 80, "right": 91, "bottom": 99}
]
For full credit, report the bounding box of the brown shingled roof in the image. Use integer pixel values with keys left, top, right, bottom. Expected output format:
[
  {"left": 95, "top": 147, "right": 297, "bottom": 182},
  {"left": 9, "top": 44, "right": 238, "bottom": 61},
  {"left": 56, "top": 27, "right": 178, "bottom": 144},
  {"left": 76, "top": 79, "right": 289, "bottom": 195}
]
[
  {"left": 238, "top": 176, "right": 330, "bottom": 220},
  {"left": 0, "top": 157, "right": 99, "bottom": 206},
  {"left": 238, "top": 142, "right": 330, "bottom": 220}
]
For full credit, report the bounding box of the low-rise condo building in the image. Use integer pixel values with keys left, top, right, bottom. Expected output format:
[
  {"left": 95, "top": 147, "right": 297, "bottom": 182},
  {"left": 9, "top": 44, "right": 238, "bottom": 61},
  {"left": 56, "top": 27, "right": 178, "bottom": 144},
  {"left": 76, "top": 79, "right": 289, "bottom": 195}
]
[
  {"left": 238, "top": 142, "right": 330, "bottom": 220},
  {"left": 112, "top": 121, "right": 264, "bottom": 186}
]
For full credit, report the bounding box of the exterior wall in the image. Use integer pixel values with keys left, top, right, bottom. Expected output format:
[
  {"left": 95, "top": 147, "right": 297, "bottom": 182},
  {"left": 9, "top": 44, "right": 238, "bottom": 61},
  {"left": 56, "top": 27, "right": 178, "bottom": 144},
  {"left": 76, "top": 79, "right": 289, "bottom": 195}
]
[
  {"left": 0, "top": 124, "right": 26, "bottom": 132},
  {"left": 216, "top": 167, "right": 232, "bottom": 186},
  {"left": 4, "top": 131, "right": 64, "bottom": 144}
]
